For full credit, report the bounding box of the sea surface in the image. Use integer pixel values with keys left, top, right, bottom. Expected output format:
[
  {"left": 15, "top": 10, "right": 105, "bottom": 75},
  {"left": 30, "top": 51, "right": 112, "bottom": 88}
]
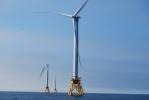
[{"left": 0, "top": 92, "right": 149, "bottom": 100}]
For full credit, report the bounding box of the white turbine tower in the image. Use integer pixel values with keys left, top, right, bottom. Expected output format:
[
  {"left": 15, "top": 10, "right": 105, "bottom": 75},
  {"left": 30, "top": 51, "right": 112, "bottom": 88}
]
[{"left": 59, "top": 0, "right": 88, "bottom": 96}]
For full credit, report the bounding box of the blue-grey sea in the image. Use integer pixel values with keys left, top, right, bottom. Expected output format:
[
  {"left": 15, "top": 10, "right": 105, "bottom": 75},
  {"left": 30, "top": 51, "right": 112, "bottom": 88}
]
[{"left": 0, "top": 92, "right": 149, "bottom": 100}]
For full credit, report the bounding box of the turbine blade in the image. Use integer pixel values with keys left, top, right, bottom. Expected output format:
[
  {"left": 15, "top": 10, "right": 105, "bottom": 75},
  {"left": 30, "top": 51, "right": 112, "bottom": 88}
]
[
  {"left": 58, "top": 13, "right": 73, "bottom": 18},
  {"left": 78, "top": 52, "right": 83, "bottom": 70},
  {"left": 40, "top": 65, "right": 46, "bottom": 77},
  {"left": 32, "top": 11, "right": 57, "bottom": 15},
  {"left": 46, "top": 64, "right": 49, "bottom": 69},
  {"left": 73, "top": 0, "right": 88, "bottom": 16},
  {"left": 32, "top": 11, "right": 51, "bottom": 14}
]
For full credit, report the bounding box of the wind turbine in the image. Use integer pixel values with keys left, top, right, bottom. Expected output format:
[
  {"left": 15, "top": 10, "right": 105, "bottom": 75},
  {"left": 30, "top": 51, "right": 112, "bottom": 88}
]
[
  {"left": 59, "top": 0, "right": 88, "bottom": 96},
  {"left": 53, "top": 76, "right": 57, "bottom": 93},
  {"left": 40, "top": 64, "right": 50, "bottom": 93}
]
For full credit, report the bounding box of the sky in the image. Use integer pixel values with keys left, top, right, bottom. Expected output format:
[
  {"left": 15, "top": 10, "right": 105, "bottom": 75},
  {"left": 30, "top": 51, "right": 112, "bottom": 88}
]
[{"left": 0, "top": 0, "right": 149, "bottom": 94}]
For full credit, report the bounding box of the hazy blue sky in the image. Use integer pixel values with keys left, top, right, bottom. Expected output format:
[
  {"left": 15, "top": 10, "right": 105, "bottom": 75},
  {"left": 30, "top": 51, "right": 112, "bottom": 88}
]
[{"left": 0, "top": 0, "right": 149, "bottom": 94}]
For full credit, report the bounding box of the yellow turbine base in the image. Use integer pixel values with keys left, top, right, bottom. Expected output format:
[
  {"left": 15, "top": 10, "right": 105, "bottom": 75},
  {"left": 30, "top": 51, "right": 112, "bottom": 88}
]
[{"left": 68, "top": 78, "right": 84, "bottom": 96}]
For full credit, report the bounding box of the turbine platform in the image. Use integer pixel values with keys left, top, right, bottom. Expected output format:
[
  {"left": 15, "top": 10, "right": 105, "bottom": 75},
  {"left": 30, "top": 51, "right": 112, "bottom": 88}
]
[
  {"left": 68, "top": 77, "right": 84, "bottom": 96},
  {"left": 54, "top": 88, "right": 57, "bottom": 93},
  {"left": 45, "top": 85, "right": 50, "bottom": 93}
]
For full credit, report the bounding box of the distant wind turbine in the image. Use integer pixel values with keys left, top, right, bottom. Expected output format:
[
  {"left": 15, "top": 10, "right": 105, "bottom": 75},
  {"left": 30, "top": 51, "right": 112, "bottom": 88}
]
[
  {"left": 53, "top": 76, "right": 57, "bottom": 93},
  {"left": 40, "top": 64, "right": 50, "bottom": 93}
]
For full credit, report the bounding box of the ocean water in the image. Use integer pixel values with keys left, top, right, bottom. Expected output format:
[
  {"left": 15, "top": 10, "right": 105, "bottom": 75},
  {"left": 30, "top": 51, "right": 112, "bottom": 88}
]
[{"left": 0, "top": 92, "right": 148, "bottom": 100}]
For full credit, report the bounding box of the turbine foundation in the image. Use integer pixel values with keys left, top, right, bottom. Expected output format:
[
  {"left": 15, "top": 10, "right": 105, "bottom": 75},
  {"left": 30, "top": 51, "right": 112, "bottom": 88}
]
[
  {"left": 68, "top": 77, "right": 84, "bottom": 96},
  {"left": 45, "top": 86, "right": 50, "bottom": 93},
  {"left": 54, "top": 88, "right": 57, "bottom": 93}
]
